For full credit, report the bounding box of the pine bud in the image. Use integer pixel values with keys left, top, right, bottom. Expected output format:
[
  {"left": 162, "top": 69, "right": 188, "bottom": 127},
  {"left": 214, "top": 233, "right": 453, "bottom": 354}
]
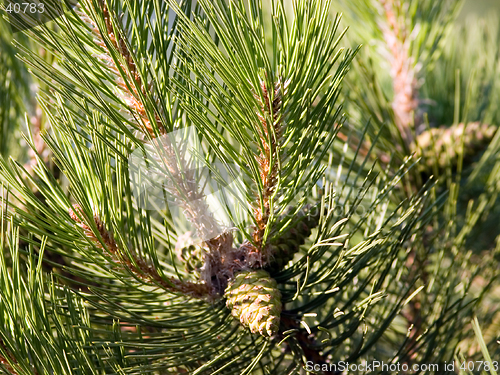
[
  {"left": 267, "top": 204, "right": 321, "bottom": 272},
  {"left": 224, "top": 270, "right": 281, "bottom": 337},
  {"left": 175, "top": 232, "right": 206, "bottom": 274}
]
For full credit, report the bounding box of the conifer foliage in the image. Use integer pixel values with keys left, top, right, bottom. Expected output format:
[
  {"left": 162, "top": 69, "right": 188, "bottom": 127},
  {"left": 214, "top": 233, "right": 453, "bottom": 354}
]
[{"left": 0, "top": 0, "right": 499, "bottom": 374}]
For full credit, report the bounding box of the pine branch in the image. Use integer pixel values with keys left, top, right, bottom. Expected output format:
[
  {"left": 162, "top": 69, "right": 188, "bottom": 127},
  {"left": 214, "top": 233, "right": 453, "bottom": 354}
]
[
  {"left": 79, "top": 0, "right": 165, "bottom": 137},
  {"left": 250, "top": 77, "right": 288, "bottom": 267},
  {"left": 379, "top": 0, "right": 419, "bottom": 146},
  {"left": 69, "top": 204, "right": 214, "bottom": 299},
  {"left": 81, "top": 1, "right": 232, "bottom": 260},
  {"left": 4, "top": 0, "right": 491, "bottom": 372}
]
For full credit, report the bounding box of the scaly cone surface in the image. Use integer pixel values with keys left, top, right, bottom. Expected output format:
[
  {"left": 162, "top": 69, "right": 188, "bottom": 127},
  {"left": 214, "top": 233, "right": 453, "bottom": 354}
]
[
  {"left": 412, "top": 122, "right": 497, "bottom": 172},
  {"left": 224, "top": 270, "right": 281, "bottom": 337}
]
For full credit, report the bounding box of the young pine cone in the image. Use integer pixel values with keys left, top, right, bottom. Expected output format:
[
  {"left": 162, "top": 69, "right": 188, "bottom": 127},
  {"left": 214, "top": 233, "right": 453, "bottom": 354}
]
[
  {"left": 175, "top": 232, "right": 206, "bottom": 275},
  {"left": 412, "top": 122, "right": 497, "bottom": 172},
  {"left": 224, "top": 270, "right": 281, "bottom": 337},
  {"left": 266, "top": 204, "right": 321, "bottom": 272}
]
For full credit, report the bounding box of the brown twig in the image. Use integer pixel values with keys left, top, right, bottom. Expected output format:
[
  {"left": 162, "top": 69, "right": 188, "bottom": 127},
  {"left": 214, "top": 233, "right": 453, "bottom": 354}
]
[
  {"left": 86, "top": 3, "right": 225, "bottom": 241},
  {"left": 89, "top": 0, "right": 164, "bottom": 137},
  {"left": 249, "top": 78, "right": 288, "bottom": 266},
  {"left": 78, "top": 4, "right": 239, "bottom": 295},
  {"left": 69, "top": 204, "right": 215, "bottom": 299}
]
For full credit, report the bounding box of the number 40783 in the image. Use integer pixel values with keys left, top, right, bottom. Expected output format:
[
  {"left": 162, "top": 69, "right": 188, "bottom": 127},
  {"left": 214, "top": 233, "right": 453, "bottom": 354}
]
[{"left": 5, "top": 2, "right": 45, "bottom": 13}]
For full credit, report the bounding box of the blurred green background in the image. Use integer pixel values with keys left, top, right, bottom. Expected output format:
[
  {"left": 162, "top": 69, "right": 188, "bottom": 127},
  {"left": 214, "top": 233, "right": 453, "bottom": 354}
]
[{"left": 461, "top": 0, "right": 500, "bottom": 18}]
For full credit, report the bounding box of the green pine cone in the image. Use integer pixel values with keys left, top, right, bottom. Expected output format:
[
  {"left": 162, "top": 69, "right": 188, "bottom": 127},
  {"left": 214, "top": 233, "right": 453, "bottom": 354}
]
[
  {"left": 175, "top": 232, "right": 206, "bottom": 274},
  {"left": 225, "top": 270, "right": 281, "bottom": 337},
  {"left": 267, "top": 204, "right": 321, "bottom": 271},
  {"left": 413, "top": 122, "right": 497, "bottom": 172}
]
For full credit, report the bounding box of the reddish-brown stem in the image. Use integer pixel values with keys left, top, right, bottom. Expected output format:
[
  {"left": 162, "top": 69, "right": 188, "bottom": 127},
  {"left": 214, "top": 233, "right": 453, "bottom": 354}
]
[
  {"left": 379, "top": 0, "right": 419, "bottom": 147},
  {"left": 80, "top": 2, "right": 228, "bottom": 252},
  {"left": 250, "top": 78, "right": 286, "bottom": 266},
  {"left": 69, "top": 204, "right": 215, "bottom": 299}
]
